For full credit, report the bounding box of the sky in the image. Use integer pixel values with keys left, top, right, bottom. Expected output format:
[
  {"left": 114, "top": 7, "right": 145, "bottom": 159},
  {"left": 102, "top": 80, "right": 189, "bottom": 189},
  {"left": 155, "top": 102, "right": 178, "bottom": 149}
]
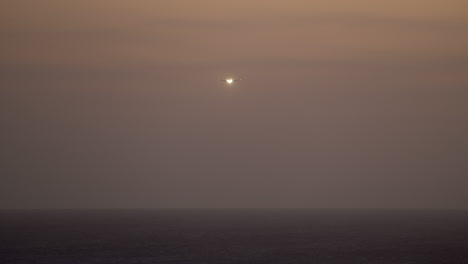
[{"left": 1, "top": 0, "right": 467, "bottom": 209}]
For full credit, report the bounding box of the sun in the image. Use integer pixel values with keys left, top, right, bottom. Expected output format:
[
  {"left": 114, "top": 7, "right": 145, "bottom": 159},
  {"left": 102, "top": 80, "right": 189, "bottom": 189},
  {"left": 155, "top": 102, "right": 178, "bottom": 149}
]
[{"left": 226, "top": 78, "right": 233, "bottom": 84}]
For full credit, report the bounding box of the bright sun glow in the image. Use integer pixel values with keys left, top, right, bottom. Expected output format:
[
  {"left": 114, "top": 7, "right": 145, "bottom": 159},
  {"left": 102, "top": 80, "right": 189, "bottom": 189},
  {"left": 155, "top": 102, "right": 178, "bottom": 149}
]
[{"left": 226, "top": 79, "right": 233, "bottom": 84}]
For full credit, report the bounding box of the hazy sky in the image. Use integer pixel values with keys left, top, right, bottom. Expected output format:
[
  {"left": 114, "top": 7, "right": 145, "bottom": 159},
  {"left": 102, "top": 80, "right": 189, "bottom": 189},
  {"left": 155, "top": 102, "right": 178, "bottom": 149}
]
[{"left": 1, "top": 0, "right": 468, "bottom": 209}]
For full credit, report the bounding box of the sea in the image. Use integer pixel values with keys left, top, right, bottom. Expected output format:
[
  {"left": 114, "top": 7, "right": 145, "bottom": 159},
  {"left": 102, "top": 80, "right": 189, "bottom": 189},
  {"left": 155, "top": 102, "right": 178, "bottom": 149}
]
[{"left": 1, "top": 209, "right": 467, "bottom": 263}]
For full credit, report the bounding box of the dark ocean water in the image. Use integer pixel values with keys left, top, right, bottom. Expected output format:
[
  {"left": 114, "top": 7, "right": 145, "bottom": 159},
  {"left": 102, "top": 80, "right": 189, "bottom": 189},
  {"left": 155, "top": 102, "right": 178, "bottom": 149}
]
[{"left": 1, "top": 209, "right": 467, "bottom": 264}]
